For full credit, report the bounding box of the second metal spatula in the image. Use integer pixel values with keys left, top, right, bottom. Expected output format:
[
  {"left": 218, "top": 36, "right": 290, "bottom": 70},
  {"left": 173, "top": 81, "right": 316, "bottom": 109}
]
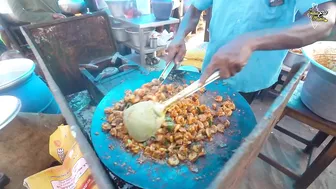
[{"left": 158, "top": 61, "right": 175, "bottom": 84}]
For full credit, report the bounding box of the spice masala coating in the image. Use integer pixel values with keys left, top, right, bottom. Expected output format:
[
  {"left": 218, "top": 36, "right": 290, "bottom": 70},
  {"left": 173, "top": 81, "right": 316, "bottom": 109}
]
[{"left": 102, "top": 79, "right": 236, "bottom": 167}]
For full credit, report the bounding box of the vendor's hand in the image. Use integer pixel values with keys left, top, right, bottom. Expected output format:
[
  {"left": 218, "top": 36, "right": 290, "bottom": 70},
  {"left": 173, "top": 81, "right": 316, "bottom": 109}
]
[
  {"left": 52, "top": 13, "right": 66, "bottom": 20},
  {"left": 200, "top": 39, "right": 255, "bottom": 84},
  {"left": 166, "top": 36, "right": 186, "bottom": 66}
]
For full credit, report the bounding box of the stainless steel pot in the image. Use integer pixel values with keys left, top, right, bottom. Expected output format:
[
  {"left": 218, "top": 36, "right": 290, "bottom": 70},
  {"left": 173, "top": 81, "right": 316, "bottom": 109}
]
[
  {"left": 111, "top": 23, "right": 128, "bottom": 42},
  {"left": 301, "top": 41, "right": 336, "bottom": 123},
  {"left": 283, "top": 50, "right": 307, "bottom": 68},
  {"left": 125, "top": 27, "right": 154, "bottom": 47}
]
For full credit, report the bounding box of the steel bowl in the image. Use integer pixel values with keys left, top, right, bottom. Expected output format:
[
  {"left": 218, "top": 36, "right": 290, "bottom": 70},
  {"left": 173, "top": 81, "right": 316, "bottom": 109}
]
[
  {"left": 301, "top": 41, "right": 336, "bottom": 123},
  {"left": 125, "top": 27, "right": 154, "bottom": 47},
  {"left": 58, "top": 0, "right": 85, "bottom": 14},
  {"left": 283, "top": 49, "right": 307, "bottom": 68},
  {"left": 105, "top": 0, "right": 131, "bottom": 18},
  {"left": 111, "top": 22, "right": 129, "bottom": 42}
]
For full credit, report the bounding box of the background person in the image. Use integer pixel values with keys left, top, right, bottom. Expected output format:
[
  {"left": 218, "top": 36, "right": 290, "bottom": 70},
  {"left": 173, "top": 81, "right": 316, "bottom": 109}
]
[{"left": 7, "top": 0, "right": 66, "bottom": 24}]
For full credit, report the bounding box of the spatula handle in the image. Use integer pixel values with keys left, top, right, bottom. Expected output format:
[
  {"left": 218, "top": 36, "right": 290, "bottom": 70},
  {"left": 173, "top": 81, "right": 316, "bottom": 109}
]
[{"left": 162, "top": 71, "right": 220, "bottom": 109}]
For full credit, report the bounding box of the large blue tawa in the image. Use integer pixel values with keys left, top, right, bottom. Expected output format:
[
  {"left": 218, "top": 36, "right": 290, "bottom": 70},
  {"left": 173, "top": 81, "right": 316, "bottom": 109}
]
[{"left": 91, "top": 70, "right": 257, "bottom": 189}]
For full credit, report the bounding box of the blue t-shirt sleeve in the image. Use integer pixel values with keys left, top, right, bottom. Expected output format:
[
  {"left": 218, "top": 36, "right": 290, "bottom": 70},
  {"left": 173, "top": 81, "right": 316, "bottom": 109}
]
[
  {"left": 296, "top": 0, "right": 331, "bottom": 13},
  {"left": 192, "top": 0, "right": 213, "bottom": 11}
]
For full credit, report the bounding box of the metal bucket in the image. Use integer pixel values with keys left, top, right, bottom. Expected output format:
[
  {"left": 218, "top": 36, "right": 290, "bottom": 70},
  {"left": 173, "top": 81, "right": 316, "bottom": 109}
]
[
  {"left": 301, "top": 41, "right": 336, "bottom": 123},
  {"left": 111, "top": 22, "right": 129, "bottom": 42},
  {"left": 0, "top": 58, "right": 60, "bottom": 114},
  {"left": 125, "top": 27, "right": 153, "bottom": 47}
]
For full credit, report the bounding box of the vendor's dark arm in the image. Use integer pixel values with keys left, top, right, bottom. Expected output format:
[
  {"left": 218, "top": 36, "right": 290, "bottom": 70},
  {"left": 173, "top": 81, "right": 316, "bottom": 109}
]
[
  {"left": 244, "top": 2, "right": 336, "bottom": 51},
  {"left": 175, "top": 5, "right": 203, "bottom": 40},
  {"left": 166, "top": 5, "right": 204, "bottom": 63}
]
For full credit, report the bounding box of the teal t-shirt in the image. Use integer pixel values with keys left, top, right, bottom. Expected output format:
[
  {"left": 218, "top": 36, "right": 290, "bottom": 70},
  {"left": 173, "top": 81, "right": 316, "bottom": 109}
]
[{"left": 193, "top": 0, "right": 330, "bottom": 92}]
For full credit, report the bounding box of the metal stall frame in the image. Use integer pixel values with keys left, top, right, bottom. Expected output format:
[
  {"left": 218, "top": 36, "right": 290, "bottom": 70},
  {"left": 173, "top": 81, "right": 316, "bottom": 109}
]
[
  {"left": 210, "top": 62, "right": 309, "bottom": 189},
  {"left": 110, "top": 14, "right": 179, "bottom": 70},
  {"left": 20, "top": 13, "right": 115, "bottom": 189},
  {"left": 19, "top": 9, "right": 310, "bottom": 189}
]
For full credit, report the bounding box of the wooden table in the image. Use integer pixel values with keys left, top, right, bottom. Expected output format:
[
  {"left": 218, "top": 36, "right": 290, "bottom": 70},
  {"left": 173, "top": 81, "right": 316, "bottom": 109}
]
[{"left": 259, "top": 81, "right": 336, "bottom": 189}]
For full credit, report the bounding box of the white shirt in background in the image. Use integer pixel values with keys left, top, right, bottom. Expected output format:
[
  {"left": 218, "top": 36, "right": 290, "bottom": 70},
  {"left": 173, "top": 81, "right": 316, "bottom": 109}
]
[
  {"left": 173, "top": 0, "right": 180, "bottom": 10},
  {"left": 0, "top": 0, "right": 12, "bottom": 14}
]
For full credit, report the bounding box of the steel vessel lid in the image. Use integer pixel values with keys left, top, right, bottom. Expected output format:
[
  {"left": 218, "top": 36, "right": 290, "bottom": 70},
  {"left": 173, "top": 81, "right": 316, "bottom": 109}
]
[
  {"left": 0, "top": 58, "right": 35, "bottom": 91},
  {"left": 0, "top": 95, "right": 21, "bottom": 130}
]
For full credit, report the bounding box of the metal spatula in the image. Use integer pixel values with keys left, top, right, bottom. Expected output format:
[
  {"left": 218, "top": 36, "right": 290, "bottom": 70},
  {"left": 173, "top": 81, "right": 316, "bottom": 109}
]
[
  {"left": 158, "top": 61, "right": 175, "bottom": 84},
  {"left": 156, "top": 71, "right": 220, "bottom": 112}
]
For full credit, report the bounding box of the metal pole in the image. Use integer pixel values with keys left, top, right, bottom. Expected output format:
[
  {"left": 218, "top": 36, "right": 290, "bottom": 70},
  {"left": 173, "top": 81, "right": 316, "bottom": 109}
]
[
  {"left": 71, "top": 125, "right": 115, "bottom": 189},
  {"left": 139, "top": 28, "right": 145, "bottom": 65}
]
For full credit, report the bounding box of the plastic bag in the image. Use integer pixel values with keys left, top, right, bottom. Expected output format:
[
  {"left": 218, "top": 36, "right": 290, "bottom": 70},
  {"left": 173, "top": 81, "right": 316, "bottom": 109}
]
[
  {"left": 49, "top": 125, "right": 76, "bottom": 163},
  {"left": 151, "top": 30, "right": 174, "bottom": 46},
  {"left": 23, "top": 125, "right": 98, "bottom": 189}
]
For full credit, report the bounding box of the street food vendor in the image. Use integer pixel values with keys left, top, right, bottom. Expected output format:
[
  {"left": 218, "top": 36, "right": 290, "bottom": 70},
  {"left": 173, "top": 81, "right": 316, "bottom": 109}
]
[
  {"left": 7, "top": 0, "right": 66, "bottom": 24},
  {"left": 167, "top": 0, "right": 336, "bottom": 104}
]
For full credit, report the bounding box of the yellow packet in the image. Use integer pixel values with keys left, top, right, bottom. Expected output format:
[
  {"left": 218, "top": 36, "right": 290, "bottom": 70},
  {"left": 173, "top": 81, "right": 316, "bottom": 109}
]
[
  {"left": 23, "top": 142, "right": 98, "bottom": 189},
  {"left": 49, "top": 125, "right": 76, "bottom": 163}
]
